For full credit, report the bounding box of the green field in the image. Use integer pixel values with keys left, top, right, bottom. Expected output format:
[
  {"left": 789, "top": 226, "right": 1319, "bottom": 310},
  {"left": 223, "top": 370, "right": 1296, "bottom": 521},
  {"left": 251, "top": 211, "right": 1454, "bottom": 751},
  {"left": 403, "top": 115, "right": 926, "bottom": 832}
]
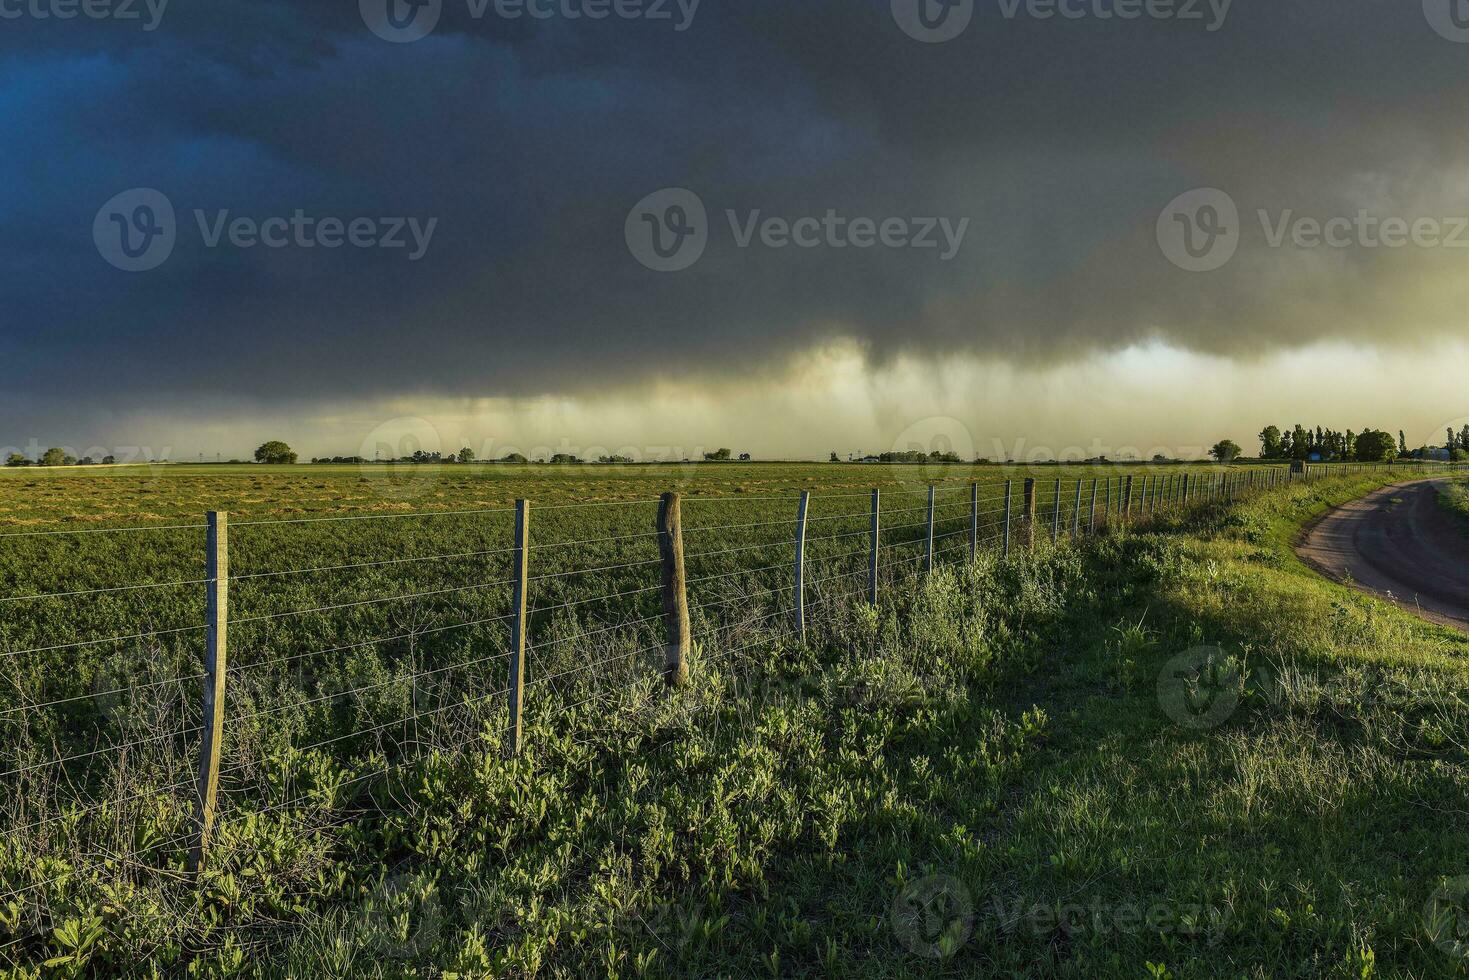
[{"left": 0, "top": 460, "right": 1463, "bottom": 976}]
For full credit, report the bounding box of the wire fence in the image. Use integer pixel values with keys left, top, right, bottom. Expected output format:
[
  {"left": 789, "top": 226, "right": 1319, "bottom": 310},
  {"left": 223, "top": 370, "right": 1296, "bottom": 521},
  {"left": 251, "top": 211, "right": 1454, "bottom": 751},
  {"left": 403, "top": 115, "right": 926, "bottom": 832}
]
[{"left": 0, "top": 460, "right": 1433, "bottom": 957}]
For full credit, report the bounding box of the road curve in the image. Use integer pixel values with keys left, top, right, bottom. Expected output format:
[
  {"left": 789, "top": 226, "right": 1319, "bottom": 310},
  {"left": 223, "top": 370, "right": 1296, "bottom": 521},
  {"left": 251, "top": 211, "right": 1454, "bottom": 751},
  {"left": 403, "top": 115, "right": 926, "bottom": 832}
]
[{"left": 1296, "top": 479, "right": 1469, "bottom": 631}]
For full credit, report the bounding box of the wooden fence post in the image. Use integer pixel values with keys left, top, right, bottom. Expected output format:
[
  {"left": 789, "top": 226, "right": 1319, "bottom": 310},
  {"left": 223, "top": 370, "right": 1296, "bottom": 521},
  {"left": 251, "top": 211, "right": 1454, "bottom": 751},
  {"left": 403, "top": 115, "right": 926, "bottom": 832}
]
[
  {"left": 1105, "top": 477, "right": 1113, "bottom": 521},
  {"left": 1124, "top": 475, "right": 1135, "bottom": 520},
  {"left": 189, "top": 511, "right": 228, "bottom": 874},
  {"left": 506, "top": 500, "right": 531, "bottom": 753},
  {"left": 794, "top": 491, "right": 810, "bottom": 640},
  {"left": 869, "top": 489, "right": 880, "bottom": 605},
  {"left": 656, "top": 494, "right": 689, "bottom": 687},
  {"left": 925, "top": 486, "right": 936, "bottom": 575},
  {"left": 1024, "top": 478, "right": 1037, "bottom": 549},
  {"left": 1072, "top": 480, "right": 1082, "bottom": 537},
  {"left": 1003, "top": 480, "right": 1013, "bottom": 557},
  {"left": 1089, "top": 478, "right": 1098, "bottom": 533}
]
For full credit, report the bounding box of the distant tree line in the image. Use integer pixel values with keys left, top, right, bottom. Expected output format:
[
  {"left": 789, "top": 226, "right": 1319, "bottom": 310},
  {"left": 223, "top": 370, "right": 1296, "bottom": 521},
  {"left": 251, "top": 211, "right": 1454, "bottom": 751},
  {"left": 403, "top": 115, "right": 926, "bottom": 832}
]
[
  {"left": 1256, "top": 425, "right": 1400, "bottom": 463},
  {"left": 872, "top": 450, "right": 964, "bottom": 464},
  {"left": 294, "top": 443, "right": 754, "bottom": 466},
  {"left": 4, "top": 449, "right": 115, "bottom": 467}
]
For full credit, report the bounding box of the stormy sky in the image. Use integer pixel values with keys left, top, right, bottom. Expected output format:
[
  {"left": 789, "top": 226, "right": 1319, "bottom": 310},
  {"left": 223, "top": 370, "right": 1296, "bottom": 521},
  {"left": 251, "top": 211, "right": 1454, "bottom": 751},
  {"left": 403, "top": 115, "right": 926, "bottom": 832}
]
[{"left": 5, "top": 0, "right": 1469, "bottom": 459}]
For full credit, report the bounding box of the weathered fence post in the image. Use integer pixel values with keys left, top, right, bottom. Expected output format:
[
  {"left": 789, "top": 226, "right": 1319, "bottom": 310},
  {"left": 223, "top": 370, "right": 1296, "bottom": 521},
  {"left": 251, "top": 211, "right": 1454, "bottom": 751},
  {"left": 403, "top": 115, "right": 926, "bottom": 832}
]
[
  {"left": 1024, "top": 478, "right": 1037, "bottom": 549},
  {"left": 190, "top": 512, "right": 229, "bottom": 874},
  {"left": 506, "top": 500, "right": 531, "bottom": 756},
  {"left": 1123, "top": 475, "right": 1135, "bottom": 520},
  {"left": 1003, "top": 480, "right": 1014, "bottom": 557},
  {"left": 794, "top": 491, "right": 810, "bottom": 640},
  {"left": 656, "top": 493, "right": 689, "bottom": 687},
  {"left": 1072, "top": 480, "right": 1083, "bottom": 537},
  {"left": 1105, "top": 477, "right": 1113, "bottom": 521},
  {"left": 869, "top": 489, "right": 880, "bottom": 605},
  {"left": 969, "top": 483, "right": 979, "bottom": 561},
  {"left": 925, "top": 486, "right": 936, "bottom": 575},
  {"left": 1089, "top": 478, "right": 1098, "bottom": 533}
]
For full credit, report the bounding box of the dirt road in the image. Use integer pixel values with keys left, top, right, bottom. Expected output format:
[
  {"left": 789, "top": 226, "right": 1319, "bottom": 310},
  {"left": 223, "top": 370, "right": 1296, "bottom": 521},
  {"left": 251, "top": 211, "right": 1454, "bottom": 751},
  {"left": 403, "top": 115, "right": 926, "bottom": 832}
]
[{"left": 1296, "top": 479, "right": 1469, "bottom": 631}]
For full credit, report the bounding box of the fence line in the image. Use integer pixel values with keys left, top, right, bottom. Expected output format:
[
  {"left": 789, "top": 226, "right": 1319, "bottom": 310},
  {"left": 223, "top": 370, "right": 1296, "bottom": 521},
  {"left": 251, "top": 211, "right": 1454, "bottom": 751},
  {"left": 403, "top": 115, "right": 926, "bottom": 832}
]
[{"left": 0, "top": 460, "right": 1436, "bottom": 952}]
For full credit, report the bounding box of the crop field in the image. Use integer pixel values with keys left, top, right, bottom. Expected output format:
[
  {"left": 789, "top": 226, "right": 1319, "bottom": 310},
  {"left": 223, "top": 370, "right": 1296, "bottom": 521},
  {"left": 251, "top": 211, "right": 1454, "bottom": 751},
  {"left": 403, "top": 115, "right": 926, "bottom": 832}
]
[{"left": 0, "top": 460, "right": 1461, "bottom": 976}]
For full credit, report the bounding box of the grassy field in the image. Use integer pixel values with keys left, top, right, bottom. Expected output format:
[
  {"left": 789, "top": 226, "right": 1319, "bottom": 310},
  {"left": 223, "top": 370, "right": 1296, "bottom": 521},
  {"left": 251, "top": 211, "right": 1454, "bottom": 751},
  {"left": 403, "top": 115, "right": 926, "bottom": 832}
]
[{"left": 0, "top": 460, "right": 1462, "bottom": 976}]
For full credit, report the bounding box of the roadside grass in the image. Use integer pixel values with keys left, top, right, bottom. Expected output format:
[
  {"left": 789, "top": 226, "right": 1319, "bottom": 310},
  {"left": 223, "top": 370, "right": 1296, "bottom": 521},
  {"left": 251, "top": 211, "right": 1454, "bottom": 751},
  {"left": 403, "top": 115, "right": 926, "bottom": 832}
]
[
  {"left": 6, "top": 470, "right": 1469, "bottom": 976},
  {"left": 1437, "top": 479, "right": 1469, "bottom": 537}
]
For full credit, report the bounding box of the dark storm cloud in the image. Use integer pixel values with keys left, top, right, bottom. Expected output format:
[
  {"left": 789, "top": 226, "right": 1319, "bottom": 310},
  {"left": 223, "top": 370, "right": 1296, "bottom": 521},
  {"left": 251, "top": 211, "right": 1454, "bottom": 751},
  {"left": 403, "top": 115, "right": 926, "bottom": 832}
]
[{"left": 4, "top": 0, "right": 1468, "bottom": 426}]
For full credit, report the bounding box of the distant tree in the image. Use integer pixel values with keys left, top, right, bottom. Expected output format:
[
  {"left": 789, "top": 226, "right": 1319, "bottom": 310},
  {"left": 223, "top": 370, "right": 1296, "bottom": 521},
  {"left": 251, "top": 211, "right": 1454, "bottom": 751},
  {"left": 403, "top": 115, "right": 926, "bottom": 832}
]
[
  {"left": 1210, "top": 440, "right": 1242, "bottom": 463},
  {"left": 501, "top": 453, "right": 528, "bottom": 464},
  {"left": 1258, "top": 426, "right": 1283, "bottom": 459},
  {"left": 1355, "top": 429, "right": 1397, "bottom": 463},
  {"left": 549, "top": 453, "right": 582, "bottom": 464},
  {"left": 1452, "top": 429, "right": 1460, "bottom": 456},
  {"left": 39, "top": 448, "right": 67, "bottom": 466},
  {"left": 1400, "top": 430, "right": 1409, "bottom": 455},
  {"left": 738, "top": 453, "right": 751, "bottom": 461},
  {"left": 4, "top": 453, "right": 26, "bottom": 467},
  {"left": 458, "top": 447, "right": 475, "bottom": 463},
  {"left": 1460, "top": 425, "right": 1469, "bottom": 453},
  {"left": 704, "top": 448, "right": 733, "bottom": 461},
  {"left": 1455, "top": 448, "right": 1469, "bottom": 463},
  {"left": 103, "top": 455, "right": 116, "bottom": 464},
  {"left": 829, "top": 451, "right": 840, "bottom": 463},
  {"left": 1290, "top": 425, "right": 1313, "bottom": 460},
  {"left": 253, "top": 441, "right": 297, "bottom": 465}
]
